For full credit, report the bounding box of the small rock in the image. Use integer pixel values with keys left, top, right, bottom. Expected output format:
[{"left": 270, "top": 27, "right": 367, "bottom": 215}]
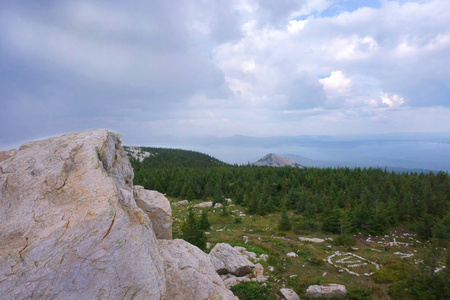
[
  {"left": 305, "top": 284, "right": 346, "bottom": 299},
  {"left": 172, "top": 199, "right": 189, "bottom": 206},
  {"left": 298, "top": 237, "right": 325, "bottom": 243},
  {"left": 253, "top": 263, "right": 264, "bottom": 277},
  {"left": 194, "top": 201, "right": 213, "bottom": 208},
  {"left": 280, "top": 288, "right": 300, "bottom": 300}
]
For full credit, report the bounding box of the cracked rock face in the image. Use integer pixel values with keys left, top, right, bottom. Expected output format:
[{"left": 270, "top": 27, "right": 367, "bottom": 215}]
[
  {"left": 0, "top": 130, "right": 166, "bottom": 299},
  {"left": 134, "top": 186, "right": 172, "bottom": 240}
]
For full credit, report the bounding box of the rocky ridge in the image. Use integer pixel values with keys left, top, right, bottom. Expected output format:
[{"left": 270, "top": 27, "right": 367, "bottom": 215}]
[
  {"left": 0, "top": 130, "right": 235, "bottom": 299},
  {"left": 253, "top": 153, "right": 303, "bottom": 168}
]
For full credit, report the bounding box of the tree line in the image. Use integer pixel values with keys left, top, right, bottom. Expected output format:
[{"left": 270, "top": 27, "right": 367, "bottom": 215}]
[{"left": 129, "top": 148, "right": 449, "bottom": 243}]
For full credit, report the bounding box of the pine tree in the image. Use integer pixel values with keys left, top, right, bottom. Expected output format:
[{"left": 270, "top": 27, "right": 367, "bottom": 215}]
[
  {"left": 181, "top": 208, "right": 207, "bottom": 250},
  {"left": 199, "top": 209, "right": 211, "bottom": 230},
  {"left": 278, "top": 206, "right": 292, "bottom": 231}
]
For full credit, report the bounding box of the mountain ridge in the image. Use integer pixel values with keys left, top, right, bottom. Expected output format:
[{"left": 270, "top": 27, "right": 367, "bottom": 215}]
[{"left": 253, "top": 153, "right": 303, "bottom": 168}]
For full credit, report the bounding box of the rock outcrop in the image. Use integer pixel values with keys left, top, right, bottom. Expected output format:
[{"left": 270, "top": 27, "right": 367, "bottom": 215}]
[
  {"left": 209, "top": 243, "right": 255, "bottom": 276},
  {"left": 253, "top": 153, "right": 303, "bottom": 168},
  {"left": 305, "top": 284, "right": 347, "bottom": 298},
  {"left": 134, "top": 185, "right": 172, "bottom": 239},
  {"left": 159, "top": 239, "right": 236, "bottom": 300},
  {"left": 0, "top": 149, "right": 17, "bottom": 163},
  {"left": 0, "top": 130, "right": 235, "bottom": 300}
]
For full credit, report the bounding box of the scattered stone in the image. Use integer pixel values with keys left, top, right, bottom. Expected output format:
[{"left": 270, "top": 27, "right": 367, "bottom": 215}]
[
  {"left": 268, "top": 266, "right": 275, "bottom": 272},
  {"left": 287, "top": 252, "right": 298, "bottom": 257},
  {"left": 125, "top": 146, "right": 152, "bottom": 162},
  {"left": 280, "top": 288, "right": 300, "bottom": 300},
  {"left": 394, "top": 252, "right": 414, "bottom": 258},
  {"left": 258, "top": 254, "right": 269, "bottom": 262},
  {"left": 214, "top": 203, "right": 223, "bottom": 208},
  {"left": 327, "top": 251, "right": 380, "bottom": 276},
  {"left": 305, "top": 284, "right": 347, "bottom": 299}
]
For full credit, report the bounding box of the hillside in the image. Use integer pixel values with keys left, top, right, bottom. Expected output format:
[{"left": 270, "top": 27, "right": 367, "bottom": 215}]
[
  {"left": 129, "top": 146, "right": 449, "bottom": 299},
  {"left": 124, "top": 146, "right": 227, "bottom": 168},
  {"left": 253, "top": 153, "right": 303, "bottom": 168}
]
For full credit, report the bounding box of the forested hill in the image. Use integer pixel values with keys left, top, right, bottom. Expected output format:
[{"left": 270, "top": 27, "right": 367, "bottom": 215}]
[
  {"left": 124, "top": 146, "right": 227, "bottom": 168},
  {"left": 128, "top": 146, "right": 449, "bottom": 242}
]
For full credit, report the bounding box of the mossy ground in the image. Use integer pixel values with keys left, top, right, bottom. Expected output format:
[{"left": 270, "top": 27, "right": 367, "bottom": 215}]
[{"left": 171, "top": 198, "right": 445, "bottom": 299}]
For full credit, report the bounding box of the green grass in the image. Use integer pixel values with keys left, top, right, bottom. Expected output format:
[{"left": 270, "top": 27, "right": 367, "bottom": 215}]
[{"left": 170, "top": 197, "right": 445, "bottom": 300}]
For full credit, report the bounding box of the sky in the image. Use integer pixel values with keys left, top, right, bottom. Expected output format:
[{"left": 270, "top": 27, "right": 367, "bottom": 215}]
[{"left": 1, "top": 0, "right": 449, "bottom": 152}]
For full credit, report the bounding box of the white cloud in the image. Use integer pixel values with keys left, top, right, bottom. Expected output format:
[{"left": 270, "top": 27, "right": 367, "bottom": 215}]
[
  {"left": 319, "top": 71, "right": 352, "bottom": 94},
  {"left": 380, "top": 93, "right": 405, "bottom": 109}
]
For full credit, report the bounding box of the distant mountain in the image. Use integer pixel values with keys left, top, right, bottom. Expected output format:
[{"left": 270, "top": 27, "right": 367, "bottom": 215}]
[
  {"left": 125, "top": 132, "right": 450, "bottom": 172},
  {"left": 253, "top": 153, "right": 303, "bottom": 168},
  {"left": 283, "top": 153, "right": 436, "bottom": 174}
]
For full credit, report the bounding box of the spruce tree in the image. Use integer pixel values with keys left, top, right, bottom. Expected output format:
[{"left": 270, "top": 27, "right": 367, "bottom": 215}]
[
  {"left": 199, "top": 209, "right": 211, "bottom": 230},
  {"left": 278, "top": 206, "right": 292, "bottom": 231},
  {"left": 181, "top": 208, "right": 207, "bottom": 250}
]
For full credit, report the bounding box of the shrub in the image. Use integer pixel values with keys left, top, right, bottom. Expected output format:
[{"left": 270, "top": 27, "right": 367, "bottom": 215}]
[
  {"left": 230, "top": 281, "right": 275, "bottom": 300},
  {"left": 347, "top": 288, "right": 372, "bottom": 300},
  {"left": 278, "top": 207, "right": 292, "bottom": 231},
  {"left": 373, "top": 264, "right": 408, "bottom": 284},
  {"left": 226, "top": 242, "right": 267, "bottom": 257},
  {"left": 333, "top": 235, "right": 356, "bottom": 247},
  {"left": 293, "top": 219, "right": 317, "bottom": 233}
]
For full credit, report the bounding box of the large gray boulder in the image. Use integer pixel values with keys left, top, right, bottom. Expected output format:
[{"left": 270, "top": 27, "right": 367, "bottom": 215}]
[
  {"left": 305, "top": 284, "right": 347, "bottom": 298},
  {"left": 0, "top": 129, "right": 166, "bottom": 299},
  {"left": 0, "top": 130, "right": 237, "bottom": 300},
  {"left": 159, "top": 239, "right": 237, "bottom": 300},
  {"left": 209, "top": 243, "right": 255, "bottom": 276},
  {"left": 134, "top": 185, "right": 172, "bottom": 239}
]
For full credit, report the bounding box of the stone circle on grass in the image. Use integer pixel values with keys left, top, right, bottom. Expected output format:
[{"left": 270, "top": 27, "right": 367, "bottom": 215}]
[{"left": 327, "top": 251, "right": 380, "bottom": 276}]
